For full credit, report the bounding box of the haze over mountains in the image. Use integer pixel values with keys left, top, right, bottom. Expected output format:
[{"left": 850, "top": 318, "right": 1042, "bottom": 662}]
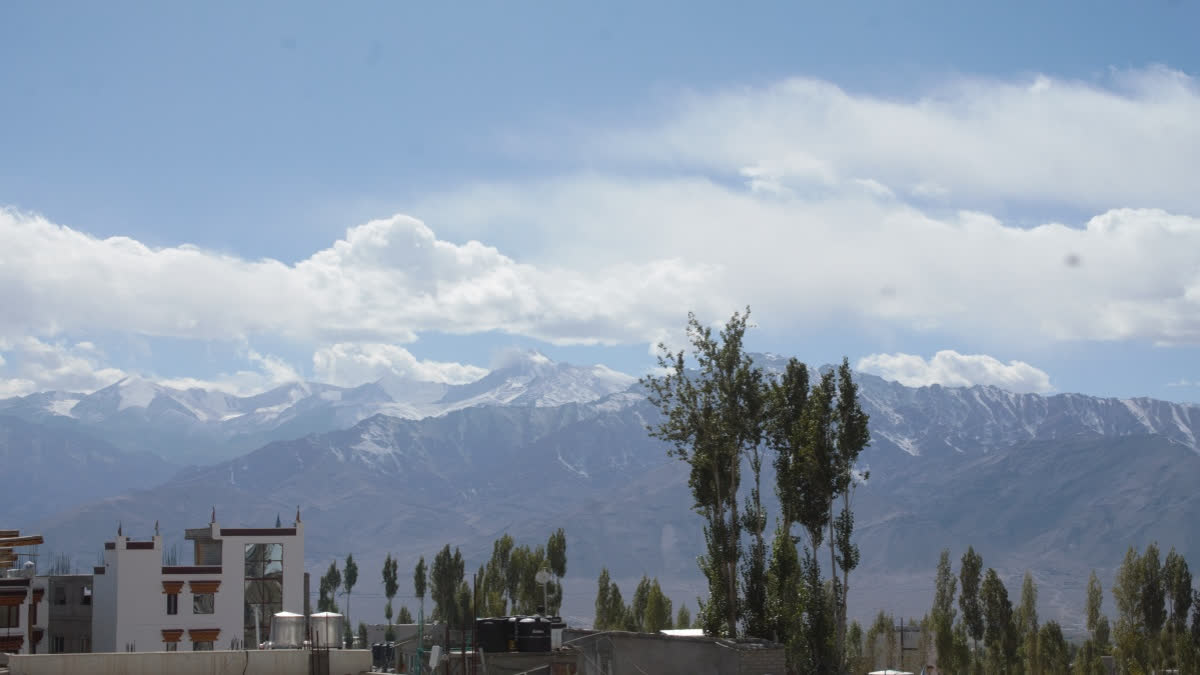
[{"left": 5, "top": 350, "right": 1199, "bottom": 633}]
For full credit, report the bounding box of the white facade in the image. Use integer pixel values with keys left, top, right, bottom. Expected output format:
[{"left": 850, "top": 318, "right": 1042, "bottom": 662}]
[
  {"left": 92, "top": 519, "right": 304, "bottom": 653},
  {"left": 0, "top": 574, "right": 49, "bottom": 654}
]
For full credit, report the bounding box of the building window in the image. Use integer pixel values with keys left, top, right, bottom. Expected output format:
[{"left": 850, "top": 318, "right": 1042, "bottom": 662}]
[
  {"left": 82, "top": 586, "right": 92, "bottom": 605},
  {"left": 81, "top": 636, "right": 90, "bottom": 653},
  {"left": 52, "top": 635, "right": 65, "bottom": 653},
  {"left": 194, "top": 593, "right": 215, "bottom": 614},
  {"left": 193, "top": 641, "right": 214, "bottom": 651},
  {"left": 54, "top": 586, "right": 67, "bottom": 605},
  {"left": 167, "top": 593, "right": 178, "bottom": 615},
  {"left": 29, "top": 601, "right": 37, "bottom": 627},
  {"left": 244, "top": 543, "right": 283, "bottom": 646},
  {"left": 0, "top": 605, "right": 17, "bottom": 628},
  {"left": 165, "top": 642, "right": 177, "bottom": 652}
]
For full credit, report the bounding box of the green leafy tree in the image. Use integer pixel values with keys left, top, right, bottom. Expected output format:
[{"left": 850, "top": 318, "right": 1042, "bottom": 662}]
[
  {"left": 357, "top": 621, "right": 368, "bottom": 649},
  {"left": 845, "top": 620, "right": 866, "bottom": 675},
  {"left": 343, "top": 554, "right": 358, "bottom": 629},
  {"left": 318, "top": 561, "right": 341, "bottom": 613},
  {"left": 1085, "top": 570, "right": 1103, "bottom": 638},
  {"left": 764, "top": 359, "right": 808, "bottom": 653},
  {"left": 932, "top": 549, "right": 958, "bottom": 675},
  {"left": 397, "top": 606, "right": 413, "bottom": 624},
  {"left": 644, "top": 579, "right": 673, "bottom": 633},
  {"left": 1141, "top": 542, "right": 1166, "bottom": 637},
  {"left": 676, "top": 603, "right": 692, "bottom": 630},
  {"left": 631, "top": 576, "right": 651, "bottom": 630},
  {"left": 414, "top": 555, "right": 428, "bottom": 619},
  {"left": 766, "top": 520, "right": 802, "bottom": 645},
  {"left": 1112, "top": 546, "right": 1147, "bottom": 669},
  {"left": 1164, "top": 547, "right": 1192, "bottom": 634},
  {"left": 981, "top": 568, "right": 1017, "bottom": 673},
  {"left": 830, "top": 358, "right": 870, "bottom": 661},
  {"left": 1036, "top": 621, "right": 1069, "bottom": 674},
  {"left": 595, "top": 568, "right": 612, "bottom": 629},
  {"left": 430, "top": 545, "right": 465, "bottom": 624},
  {"left": 642, "top": 308, "right": 764, "bottom": 637},
  {"left": 959, "top": 546, "right": 985, "bottom": 653},
  {"left": 1017, "top": 571, "right": 1039, "bottom": 675},
  {"left": 382, "top": 553, "right": 399, "bottom": 631}
]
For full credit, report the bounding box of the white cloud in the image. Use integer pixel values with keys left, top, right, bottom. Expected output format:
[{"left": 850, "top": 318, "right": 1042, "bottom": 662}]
[
  {"left": 155, "top": 350, "right": 303, "bottom": 396},
  {"left": 588, "top": 67, "right": 1200, "bottom": 213},
  {"left": 312, "top": 343, "right": 487, "bottom": 387},
  {"left": 5, "top": 65, "right": 1200, "bottom": 386},
  {"left": 0, "top": 209, "right": 721, "bottom": 348},
  {"left": 856, "top": 350, "right": 1053, "bottom": 394},
  {"left": 0, "top": 337, "right": 127, "bottom": 397},
  {"left": 1167, "top": 379, "right": 1198, "bottom": 387}
]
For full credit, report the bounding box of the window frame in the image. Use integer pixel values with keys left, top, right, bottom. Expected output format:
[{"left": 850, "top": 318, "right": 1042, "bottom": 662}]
[
  {"left": 0, "top": 604, "right": 18, "bottom": 628},
  {"left": 166, "top": 593, "right": 178, "bottom": 615},
  {"left": 193, "top": 592, "right": 215, "bottom": 615}
]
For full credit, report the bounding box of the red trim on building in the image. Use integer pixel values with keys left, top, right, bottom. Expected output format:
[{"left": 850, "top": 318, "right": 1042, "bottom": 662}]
[
  {"left": 104, "top": 542, "right": 116, "bottom": 550},
  {"left": 126, "top": 541, "right": 155, "bottom": 550},
  {"left": 94, "top": 566, "right": 106, "bottom": 575},
  {"left": 0, "top": 578, "right": 30, "bottom": 587}
]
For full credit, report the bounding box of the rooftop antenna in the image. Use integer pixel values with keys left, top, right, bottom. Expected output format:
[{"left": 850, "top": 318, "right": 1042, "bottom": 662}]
[
  {"left": 154, "top": 520, "right": 160, "bottom": 536},
  {"left": 211, "top": 506, "right": 216, "bottom": 524},
  {"left": 117, "top": 521, "right": 123, "bottom": 537}
]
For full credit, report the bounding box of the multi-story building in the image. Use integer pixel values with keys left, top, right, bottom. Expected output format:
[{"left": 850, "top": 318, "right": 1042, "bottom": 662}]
[
  {"left": 0, "top": 567, "right": 48, "bottom": 654},
  {"left": 92, "top": 514, "right": 304, "bottom": 653},
  {"left": 46, "top": 574, "right": 93, "bottom": 653}
]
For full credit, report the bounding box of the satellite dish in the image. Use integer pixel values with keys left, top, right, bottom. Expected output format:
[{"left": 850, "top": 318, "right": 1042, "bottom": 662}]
[{"left": 535, "top": 569, "right": 551, "bottom": 584}]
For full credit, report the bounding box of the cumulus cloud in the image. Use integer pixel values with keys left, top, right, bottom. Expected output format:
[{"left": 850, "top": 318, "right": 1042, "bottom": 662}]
[
  {"left": 0, "top": 337, "right": 127, "bottom": 397},
  {"left": 312, "top": 343, "right": 487, "bottom": 387},
  {"left": 5, "top": 66, "right": 1200, "bottom": 396},
  {"left": 856, "top": 350, "right": 1054, "bottom": 394},
  {"left": 0, "top": 209, "right": 722, "bottom": 348}
]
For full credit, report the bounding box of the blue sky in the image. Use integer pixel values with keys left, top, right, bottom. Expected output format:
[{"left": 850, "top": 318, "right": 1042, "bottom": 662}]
[{"left": 3, "top": 1, "right": 1200, "bottom": 401}]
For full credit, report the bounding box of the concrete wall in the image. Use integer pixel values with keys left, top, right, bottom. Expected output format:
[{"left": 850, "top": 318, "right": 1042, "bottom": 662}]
[
  {"left": 563, "top": 629, "right": 785, "bottom": 675},
  {"left": 9, "top": 648, "right": 370, "bottom": 675},
  {"left": 46, "top": 575, "right": 92, "bottom": 653}
]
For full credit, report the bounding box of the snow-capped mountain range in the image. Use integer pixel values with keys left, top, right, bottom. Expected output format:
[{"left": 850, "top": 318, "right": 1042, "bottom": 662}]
[
  {"left": 0, "top": 350, "right": 636, "bottom": 464},
  {"left": 10, "top": 349, "right": 1200, "bottom": 631}
]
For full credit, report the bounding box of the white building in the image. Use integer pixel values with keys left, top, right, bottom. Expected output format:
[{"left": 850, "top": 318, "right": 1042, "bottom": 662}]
[
  {"left": 92, "top": 514, "right": 304, "bottom": 653},
  {"left": 0, "top": 568, "right": 49, "bottom": 654}
]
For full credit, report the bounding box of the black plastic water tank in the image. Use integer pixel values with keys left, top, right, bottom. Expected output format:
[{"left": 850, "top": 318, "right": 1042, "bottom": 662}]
[
  {"left": 476, "top": 617, "right": 508, "bottom": 653},
  {"left": 371, "top": 643, "right": 383, "bottom": 667},
  {"left": 516, "top": 616, "right": 551, "bottom": 652}
]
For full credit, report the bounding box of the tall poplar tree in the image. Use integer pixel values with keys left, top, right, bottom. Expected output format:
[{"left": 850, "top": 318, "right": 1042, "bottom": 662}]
[
  {"left": 643, "top": 308, "right": 764, "bottom": 637},
  {"left": 959, "top": 546, "right": 985, "bottom": 653},
  {"left": 831, "top": 358, "right": 870, "bottom": 660},
  {"left": 1017, "top": 571, "right": 1039, "bottom": 675},
  {"left": 1164, "top": 547, "right": 1192, "bottom": 634},
  {"left": 932, "top": 549, "right": 957, "bottom": 674}
]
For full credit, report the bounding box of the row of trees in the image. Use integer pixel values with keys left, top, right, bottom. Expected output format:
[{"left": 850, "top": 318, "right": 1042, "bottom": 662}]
[
  {"left": 853, "top": 543, "right": 1200, "bottom": 674},
  {"left": 642, "top": 308, "right": 871, "bottom": 672},
  {"left": 593, "top": 569, "right": 694, "bottom": 633}
]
